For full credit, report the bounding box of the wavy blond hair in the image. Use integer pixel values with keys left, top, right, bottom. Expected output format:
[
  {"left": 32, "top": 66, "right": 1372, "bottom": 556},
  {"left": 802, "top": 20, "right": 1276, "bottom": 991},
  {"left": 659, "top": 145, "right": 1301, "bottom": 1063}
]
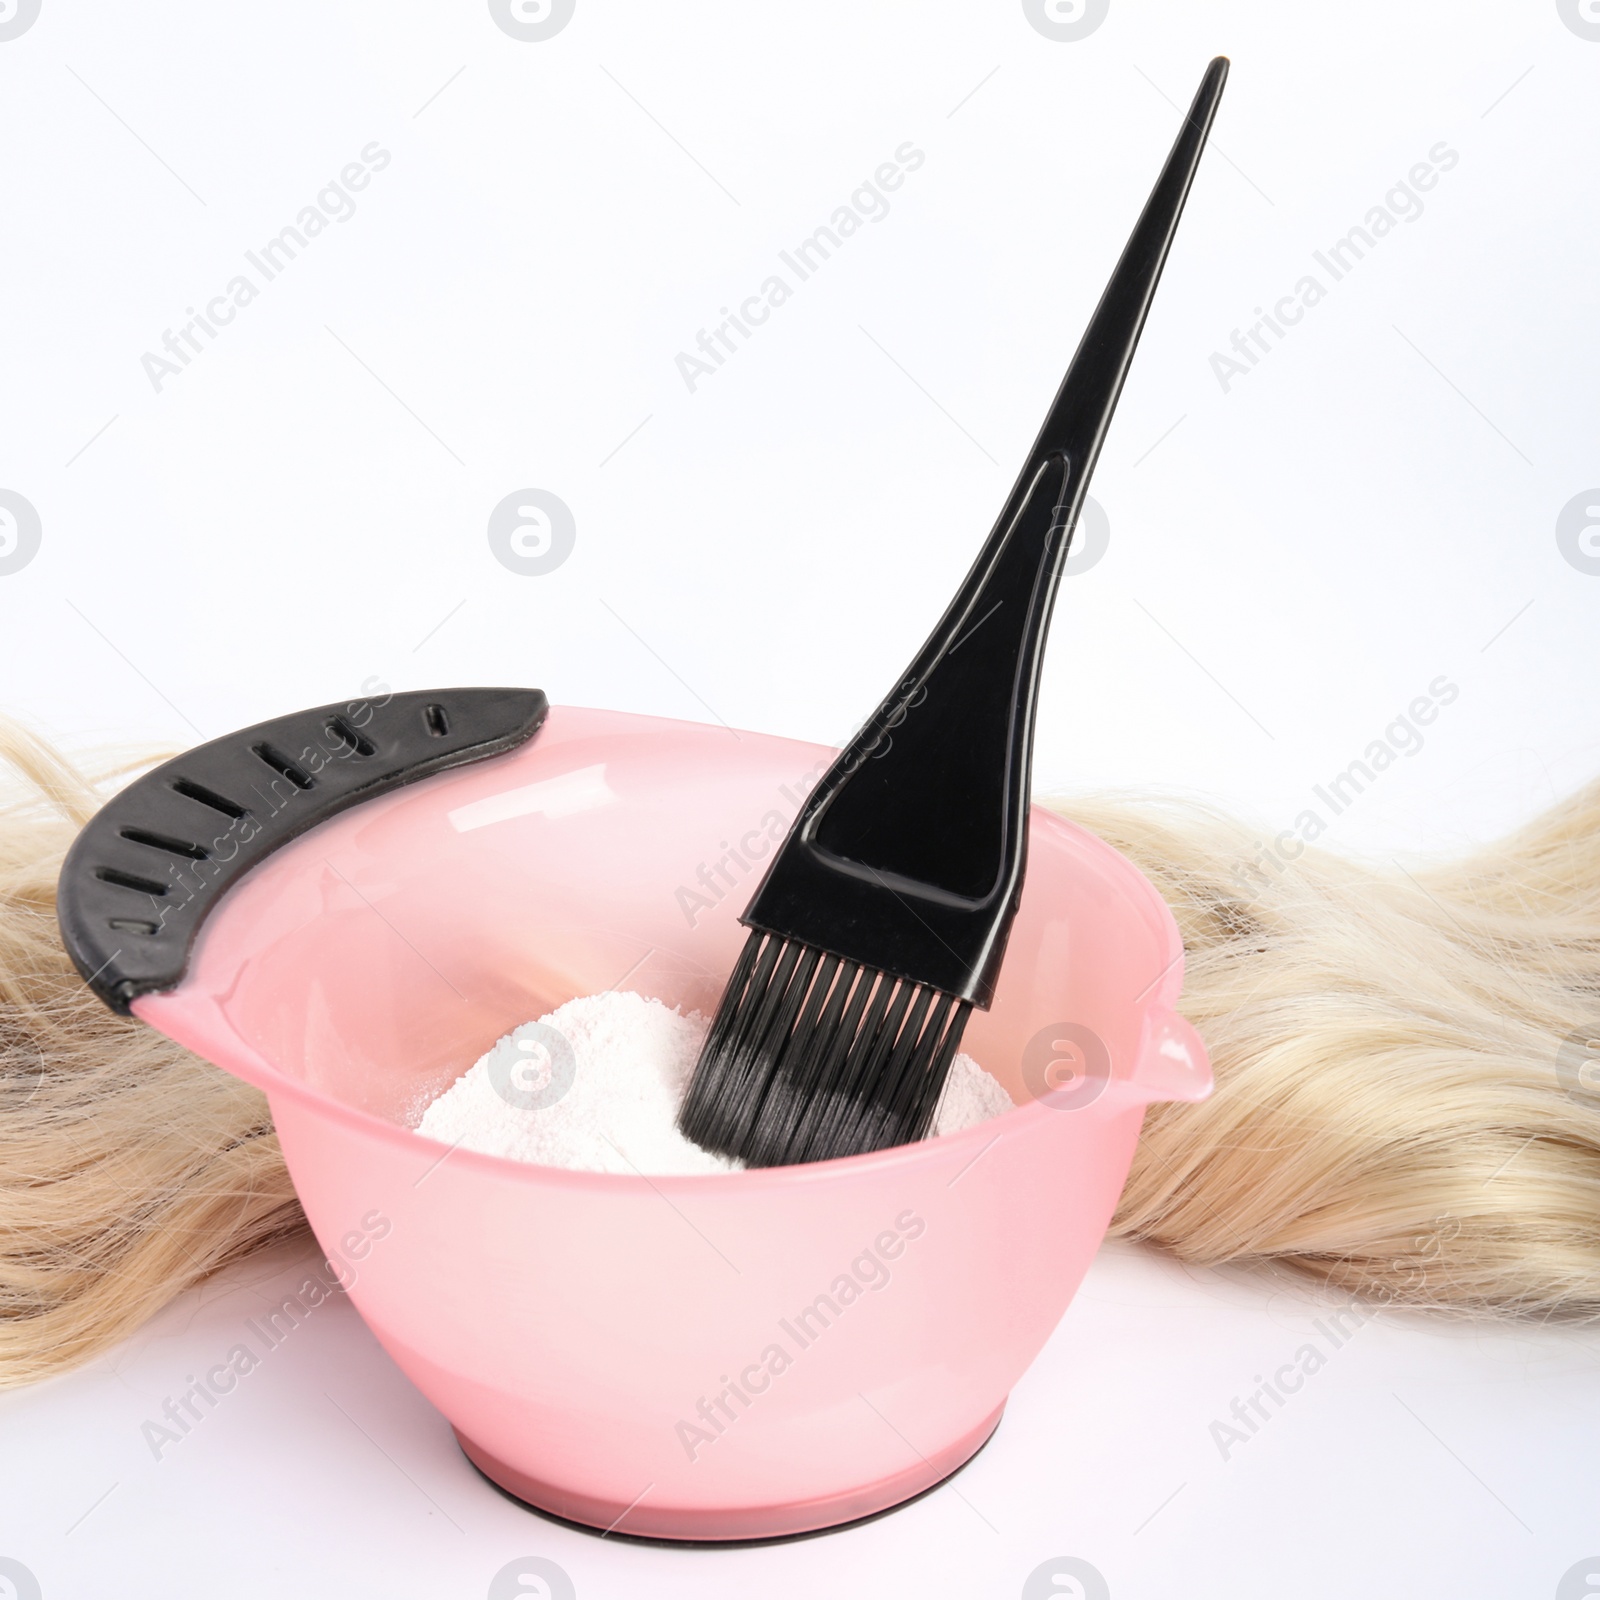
[
  {"left": 0, "top": 722, "right": 304, "bottom": 1388},
  {"left": 1066, "top": 790, "right": 1600, "bottom": 1318},
  {"left": 1, "top": 719, "right": 1596, "bottom": 1387}
]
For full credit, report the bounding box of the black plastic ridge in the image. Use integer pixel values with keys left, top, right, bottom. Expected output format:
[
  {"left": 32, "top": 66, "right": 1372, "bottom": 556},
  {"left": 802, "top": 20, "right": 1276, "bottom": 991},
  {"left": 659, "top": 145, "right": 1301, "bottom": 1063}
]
[{"left": 57, "top": 687, "right": 548, "bottom": 1014}]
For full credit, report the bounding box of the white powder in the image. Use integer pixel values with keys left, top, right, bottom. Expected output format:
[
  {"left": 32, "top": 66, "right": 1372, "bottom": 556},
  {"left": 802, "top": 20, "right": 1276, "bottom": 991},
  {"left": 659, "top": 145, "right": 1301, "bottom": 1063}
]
[{"left": 416, "top": 989, "right": 1015, "bottom": 1176}]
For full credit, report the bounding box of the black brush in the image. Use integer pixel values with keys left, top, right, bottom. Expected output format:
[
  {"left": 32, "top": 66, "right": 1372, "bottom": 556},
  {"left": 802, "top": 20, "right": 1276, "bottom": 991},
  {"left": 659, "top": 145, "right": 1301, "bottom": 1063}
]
[{"left": 678, "top": 56, "right": 1229, "bottom": 1167}]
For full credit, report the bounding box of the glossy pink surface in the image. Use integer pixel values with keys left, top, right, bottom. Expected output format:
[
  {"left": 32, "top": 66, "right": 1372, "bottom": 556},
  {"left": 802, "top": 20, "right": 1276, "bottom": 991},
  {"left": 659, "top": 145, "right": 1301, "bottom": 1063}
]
[{"left": 135, "top": 705, "right": 1210, "bottom": 1539}]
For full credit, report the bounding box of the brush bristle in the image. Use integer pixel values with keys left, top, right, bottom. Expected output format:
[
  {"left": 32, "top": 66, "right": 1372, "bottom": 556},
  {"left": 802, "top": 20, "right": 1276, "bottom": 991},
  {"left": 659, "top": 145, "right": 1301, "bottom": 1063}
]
[{"left": 677, "top": 930, "right": 972, "bottom": 1167}]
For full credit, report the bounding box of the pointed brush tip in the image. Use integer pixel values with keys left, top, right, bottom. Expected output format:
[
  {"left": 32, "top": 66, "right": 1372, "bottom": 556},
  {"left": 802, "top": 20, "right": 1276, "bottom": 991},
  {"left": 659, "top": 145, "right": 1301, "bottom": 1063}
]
[{"left": 1190, "top": 56, "right": 1229, "bottom": 118}]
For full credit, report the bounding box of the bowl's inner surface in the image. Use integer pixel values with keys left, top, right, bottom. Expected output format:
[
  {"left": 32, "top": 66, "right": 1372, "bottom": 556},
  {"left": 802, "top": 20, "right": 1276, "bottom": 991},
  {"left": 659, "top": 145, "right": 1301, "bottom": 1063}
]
[{"left": 171, "top": 708, "right": 1182, "bottom": 1132}]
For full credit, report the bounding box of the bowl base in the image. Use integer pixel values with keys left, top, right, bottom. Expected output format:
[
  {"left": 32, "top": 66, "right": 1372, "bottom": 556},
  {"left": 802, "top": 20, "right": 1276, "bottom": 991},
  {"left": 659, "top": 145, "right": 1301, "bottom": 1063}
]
[{"left": 455, "top": 1403, "right": 1005, "bottom": 1544}]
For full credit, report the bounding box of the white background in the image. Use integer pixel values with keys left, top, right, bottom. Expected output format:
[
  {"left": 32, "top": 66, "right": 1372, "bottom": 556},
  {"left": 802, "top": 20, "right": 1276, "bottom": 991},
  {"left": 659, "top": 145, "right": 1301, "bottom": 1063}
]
[{"left": 2, "top": 2, "right": 1598, "bottom": 1596}]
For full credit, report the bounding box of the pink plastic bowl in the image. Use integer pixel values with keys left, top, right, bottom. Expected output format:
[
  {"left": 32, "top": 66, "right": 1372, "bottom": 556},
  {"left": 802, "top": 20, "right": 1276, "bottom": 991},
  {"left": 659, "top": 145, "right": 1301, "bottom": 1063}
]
[{"left": 134, "top": 704, "right": 1210, "bottom": 1540}]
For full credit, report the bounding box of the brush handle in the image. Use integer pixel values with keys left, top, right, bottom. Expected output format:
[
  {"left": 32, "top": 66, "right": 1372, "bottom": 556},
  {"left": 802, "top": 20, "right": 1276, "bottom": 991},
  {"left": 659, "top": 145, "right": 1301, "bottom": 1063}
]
[
  {"left": 743, "top": 59, "right": 1228, "bottom": 1006},
  {"left": 992, "top": 55, "right": 1230, "bottom": 565}
]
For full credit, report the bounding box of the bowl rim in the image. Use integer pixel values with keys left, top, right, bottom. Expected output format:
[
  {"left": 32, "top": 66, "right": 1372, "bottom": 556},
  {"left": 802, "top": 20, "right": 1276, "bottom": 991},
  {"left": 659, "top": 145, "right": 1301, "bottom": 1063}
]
[{"left": 132, "top": 706, "right": 1190, "bottom": 1193}]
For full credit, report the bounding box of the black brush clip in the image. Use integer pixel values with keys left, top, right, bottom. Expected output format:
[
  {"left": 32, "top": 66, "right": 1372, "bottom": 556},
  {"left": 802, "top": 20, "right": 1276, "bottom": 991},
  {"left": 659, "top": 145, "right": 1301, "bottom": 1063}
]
[
  {"left": 741, "top": 58, "right": 1228, "bottom": 1009},
  {"left": 58, "top": 689, "right": 549, "bottom": 1015}
]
